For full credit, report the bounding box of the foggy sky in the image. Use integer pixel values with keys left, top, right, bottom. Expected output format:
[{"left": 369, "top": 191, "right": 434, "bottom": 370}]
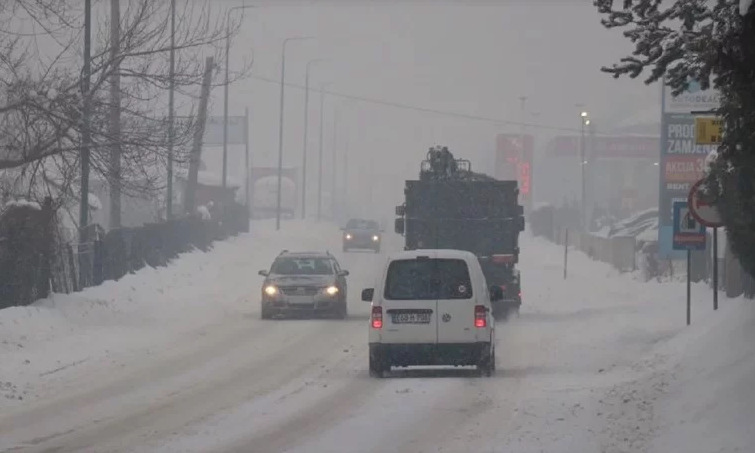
[{"left": 189, "top": 0, "right": 662, "bottom": 220}]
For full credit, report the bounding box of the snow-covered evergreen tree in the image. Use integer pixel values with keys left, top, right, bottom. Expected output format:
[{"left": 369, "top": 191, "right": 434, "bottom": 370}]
[{"left": 595, "top": 0, "right": 755, "bottom": 278}]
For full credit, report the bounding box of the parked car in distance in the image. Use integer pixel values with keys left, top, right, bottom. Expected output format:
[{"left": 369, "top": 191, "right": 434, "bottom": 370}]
[{"left": 342, "top": 218, "right": 383, "bottom": 253}]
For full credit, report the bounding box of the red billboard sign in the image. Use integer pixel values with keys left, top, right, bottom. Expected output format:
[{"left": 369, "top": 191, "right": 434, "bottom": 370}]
[{"left": 495, "top": 134, "right": 533, "bottom": 203}]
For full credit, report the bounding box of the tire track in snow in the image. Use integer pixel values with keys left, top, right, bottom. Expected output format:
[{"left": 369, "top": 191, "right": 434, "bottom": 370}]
[{"left": 1, "top": 315, "right": 363, "bottom": 453}]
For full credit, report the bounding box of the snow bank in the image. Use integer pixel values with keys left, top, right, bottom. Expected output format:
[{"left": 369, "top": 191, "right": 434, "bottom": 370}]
[
  {"left": 649, "top": 298, "right": 755, "bottom": 452},
  {"left": 0, "top": 220, "right": 339, "bottom": 405}
]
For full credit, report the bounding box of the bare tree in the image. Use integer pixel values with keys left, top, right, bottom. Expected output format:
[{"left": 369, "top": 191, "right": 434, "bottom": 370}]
[{"left": 0, "top": 0, "right": 251, "bottom": 218}]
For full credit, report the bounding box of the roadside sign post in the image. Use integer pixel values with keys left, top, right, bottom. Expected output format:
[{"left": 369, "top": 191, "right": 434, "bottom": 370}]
[
  {"left": 713, "top": 228, "right": 718, "bottom": 309},
  {"left": 688, "top": 178, "right": 725, "bottom": 310},
  {"left": 673, "top": 200, "right": 706, "bottom": 325}
]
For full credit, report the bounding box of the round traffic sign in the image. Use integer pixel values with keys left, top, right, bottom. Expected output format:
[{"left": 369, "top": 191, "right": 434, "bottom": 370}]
[{"left": 688, "top": 178, "right": 724, "bottom": 227}]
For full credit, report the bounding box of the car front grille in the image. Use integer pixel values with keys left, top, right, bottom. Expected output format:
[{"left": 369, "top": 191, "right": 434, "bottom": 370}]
[{"left": 279, "top": 286, "right": 320, "bottom": 296}]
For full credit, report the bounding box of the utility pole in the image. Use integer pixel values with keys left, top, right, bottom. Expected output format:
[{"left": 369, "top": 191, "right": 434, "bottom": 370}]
[
  {"left": 109, "top": 0, "right": 122, "bottom": 229},
  {"left": 184, "top": 57, "right": 214, "bottom": 214},
  {"left": 301, "top": 58, "right": 325, "bottom": 220},
  {"left": 222, "top": 21, "right": 230, "bottom": 189},
  {"left": 317, "top": 84, "right": 325, "bottom": 222},
  {"left": 343, "top": 130, "right": 349, "bottom": 219},
  {"left": 245, "top": 106, "right": 250, "bottom": 211},
  {"left": 518, "top": 96, "right": 527, "bottom": 213},
  {"left": 79, "top": 0, "right": 92, "bottom": 287},
  {"left": 166, "top": 0, "right": 175, "bottom": 219},
  {"left": 222, "top": 5, "right": 254, "bottom": 190},
  {"left": 331, "top": 105, "right": 338, "bottom": 221},
  {"left": 275, "top": 36, "right": 313, "bottom": 230}
]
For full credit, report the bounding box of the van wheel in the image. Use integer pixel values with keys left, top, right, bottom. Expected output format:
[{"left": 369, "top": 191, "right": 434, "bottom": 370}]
[
  {"left": 478, "top": 347, "right": 494, "bottom": 377},
  {"left": 369, "top": 355, "right": 384, "bottom": 378}
]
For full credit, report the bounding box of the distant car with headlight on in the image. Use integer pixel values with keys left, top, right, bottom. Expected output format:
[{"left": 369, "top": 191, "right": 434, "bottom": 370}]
[
  {"left": 258, "top": 251, "right": 349, "bottom": 319},
  {"left": 342, "top": 218, "right": 382, "bottom": 253}
]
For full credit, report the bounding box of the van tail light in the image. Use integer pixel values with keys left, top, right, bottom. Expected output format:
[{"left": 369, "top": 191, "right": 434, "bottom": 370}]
[
  {"left": 371, "top": 306, "right": 383, "bottom": 329},
  {"left": 474, "top": 305, "right": 487, "bottom": 328}
]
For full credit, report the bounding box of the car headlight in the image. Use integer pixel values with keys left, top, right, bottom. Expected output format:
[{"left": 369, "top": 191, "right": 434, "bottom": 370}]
[
  {"left": 324, "top": 286, "right": 339, "bottom": 296},
  {"left": 372, "top": 235, "right": 379, "bottom": 242},
  {"left": 345, "top": 234, "right": 352, "bottom": 240},
  {"left": 264, "top": 285, "right": 278, "bottom": 296}
]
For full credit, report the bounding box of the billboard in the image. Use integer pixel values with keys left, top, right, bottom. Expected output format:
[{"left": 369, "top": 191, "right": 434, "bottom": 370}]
[
  {"left": 175, "top": 115, "right": 247, "bottom": 145},
  {"left": 548, "top": 136, "right": 658, "bottom": 159},
  {"left": 495, "top": 134, "right": 533, "bottom": 206},
  {"left": 658, "top": 79, "right": 719, "bottom": 258}
]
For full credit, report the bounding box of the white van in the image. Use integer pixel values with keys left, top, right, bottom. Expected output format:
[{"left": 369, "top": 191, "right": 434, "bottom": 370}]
[{"left": 362, "top": 249, "right": 502, "bottom": 378}]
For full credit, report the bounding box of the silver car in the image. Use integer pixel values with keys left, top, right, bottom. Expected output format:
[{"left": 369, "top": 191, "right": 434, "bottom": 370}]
[{"left": 258, "top": 251, "right": 350, "bottom": 319}]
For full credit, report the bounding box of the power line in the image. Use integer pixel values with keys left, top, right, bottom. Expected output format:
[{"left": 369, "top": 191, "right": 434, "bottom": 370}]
[
  {"left": 253, "top": 74, "right": 571, "bottom": 132},
  {"left": 250, "top": 74, "right": 589, "bottom": 135}
]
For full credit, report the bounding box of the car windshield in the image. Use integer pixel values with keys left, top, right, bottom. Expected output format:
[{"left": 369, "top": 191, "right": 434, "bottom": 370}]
[
  {"left": 384, "top": 258, "right": 472, "bottom": 300},
  {"left": 346, "top": 219, "right": 378, "bottom": 230},
  {"left": 270, "top": 257, "right": 334, "bottom": 275}
]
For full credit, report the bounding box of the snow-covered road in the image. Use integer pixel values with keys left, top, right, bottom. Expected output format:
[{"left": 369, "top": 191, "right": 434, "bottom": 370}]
[{"left": 1, "top": 220, "right": 752, "bottom": 452}]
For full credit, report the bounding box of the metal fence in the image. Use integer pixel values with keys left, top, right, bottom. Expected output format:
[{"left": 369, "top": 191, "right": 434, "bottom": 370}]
[
  {"left": 1, "top": 201, "right": 249, "bottom": 309},
  {"left": 529, "top": 204, "right": 754, "bottom": 299}
]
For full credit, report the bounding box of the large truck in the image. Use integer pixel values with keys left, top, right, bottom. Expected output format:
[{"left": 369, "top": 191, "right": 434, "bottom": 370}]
[{"left": 394, "top": 146, "right": 525, "bottom": 320}]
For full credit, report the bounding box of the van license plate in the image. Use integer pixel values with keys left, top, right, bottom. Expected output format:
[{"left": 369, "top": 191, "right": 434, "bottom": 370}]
[{"left": 392, "top": 312, "right": 431, "bottom": 324}]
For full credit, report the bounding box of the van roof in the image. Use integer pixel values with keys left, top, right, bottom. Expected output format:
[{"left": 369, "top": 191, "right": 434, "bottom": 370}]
[{"left": 386, "top": 249, "right": 477, "bottom": 261}]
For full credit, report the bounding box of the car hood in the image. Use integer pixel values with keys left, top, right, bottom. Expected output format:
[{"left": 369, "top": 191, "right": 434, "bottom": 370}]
[{"left": 266, "top": 275, "right": 336, "bottom": 287}]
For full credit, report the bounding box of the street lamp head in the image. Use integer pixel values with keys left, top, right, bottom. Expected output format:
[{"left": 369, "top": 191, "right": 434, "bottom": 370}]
[
  {"left": 580, "top": 111, "right": 588, "bottom": 118},
  {"left": 584, "top": 119, "right": 591, "bottom": 126},
  {"left": 227, "top": 4, "right": 256, "bottom": 22}
]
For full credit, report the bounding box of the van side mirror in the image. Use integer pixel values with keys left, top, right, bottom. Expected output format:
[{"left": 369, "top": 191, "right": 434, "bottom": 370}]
[
  {"left": 489, "top": 285, "right": 503, "bottom": 302},
  {"left": 394, "top": 218, "right": 405, "bottom": 235},
  {"left": 258, "top": 270, "right": 268, "bottom": 276},
  {"left": 361, "top": 288, "right": 374, "bottom": 302},
  {"left": 395, "top": 205, "right": 405, "bottom": 216},
  {"left": 339, "top": 270, "right": 350, "bottom": 277}
]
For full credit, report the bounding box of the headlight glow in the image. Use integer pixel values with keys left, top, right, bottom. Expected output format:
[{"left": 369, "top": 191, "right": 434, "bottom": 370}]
[
  {"left": 325, "top": 286, "right": 339, "bottom": 296},
  {"left": 345, "top": 234, "right": 352, "bottom": 240},
  {"left": 264, "top": 285, "right": 278, "bottom": 296},
  {"left": 372, "top": 235, "right": 379, "bottom": 242}
]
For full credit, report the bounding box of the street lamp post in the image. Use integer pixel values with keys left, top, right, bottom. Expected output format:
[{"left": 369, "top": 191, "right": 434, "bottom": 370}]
[
  {"left": 331, "top": 104, "right": 338, "bottom": 221},
  {"left": 301, "top": 58, "right": 326, "bottom": 219},
  {"left": 317, "top": 82, "right": 332, "bottom": 222},
  {"left": 222, "top": 5, "right": 255, "bottom": 190},
  {"left": 275, "top": 36, "right": 314, "bottom": 231},
  {"left": 580, "top": 111, "right": 589, "bottom": 230}
]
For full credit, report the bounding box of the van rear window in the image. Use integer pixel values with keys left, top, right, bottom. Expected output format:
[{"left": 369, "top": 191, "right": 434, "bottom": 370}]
[{"left": 384, "top": 258, "right": 472, "bottom": 300}]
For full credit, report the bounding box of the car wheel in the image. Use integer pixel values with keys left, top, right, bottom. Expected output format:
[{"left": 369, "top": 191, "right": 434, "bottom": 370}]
[{"left": 335, "top": 300, "right": 348, "bottom": 319}]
